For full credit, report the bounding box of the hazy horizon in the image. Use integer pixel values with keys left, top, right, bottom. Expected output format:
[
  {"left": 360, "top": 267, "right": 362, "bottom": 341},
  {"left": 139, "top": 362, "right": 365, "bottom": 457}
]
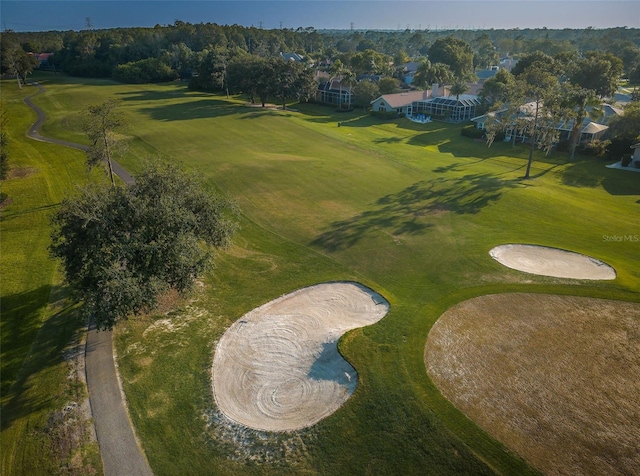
[{"left": 2, "top": 1, "right": 639, "bottom": 33}]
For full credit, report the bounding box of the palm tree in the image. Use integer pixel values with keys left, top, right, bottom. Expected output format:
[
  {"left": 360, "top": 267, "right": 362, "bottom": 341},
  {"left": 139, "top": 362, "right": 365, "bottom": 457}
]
[
  {"left": 450, "top": 79, "right": 469, "bottom": 121},
  {"left": 330, "top": 59, "right": 344, "bottom": 108},
  {"left": 561, "top": 85, "right": 602, "bottom": 160},
  {"left": 450, "top": 79, "right": 468, "bottom": 101},
  {"left": 429, "top": 63, "right": 455, "bottom": 89},
  {"left": 342, "top": 69, "right": 356, "bottom": 109},
  {"left": 412, "top": 58, "right": 431, "bottom": 89}
]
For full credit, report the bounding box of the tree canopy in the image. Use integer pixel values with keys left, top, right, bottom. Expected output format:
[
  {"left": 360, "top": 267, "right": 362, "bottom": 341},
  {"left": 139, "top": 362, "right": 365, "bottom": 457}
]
[
  {"left": 427, "top": 36, "right": 475, "bottom": 81},
  {"left": 569, "top": 51, "right": 624, "bottom": 98},
  {"left": 50, "top": 162, "right": 238, "bottom": 330}
]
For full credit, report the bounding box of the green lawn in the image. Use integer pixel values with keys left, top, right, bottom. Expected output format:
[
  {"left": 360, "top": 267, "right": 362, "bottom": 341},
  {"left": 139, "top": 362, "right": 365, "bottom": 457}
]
[
  {"left": 5, "top": 73, "right": 640, "bottom": 475},
  {"left": 0, "top": 79, "right": 102, "bottom": 475}
]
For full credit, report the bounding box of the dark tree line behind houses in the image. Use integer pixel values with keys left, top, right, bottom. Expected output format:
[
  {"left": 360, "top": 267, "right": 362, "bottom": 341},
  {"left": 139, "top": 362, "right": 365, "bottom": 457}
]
[{"left": 2, "top": 23, "right": 640, "bottom": 160}]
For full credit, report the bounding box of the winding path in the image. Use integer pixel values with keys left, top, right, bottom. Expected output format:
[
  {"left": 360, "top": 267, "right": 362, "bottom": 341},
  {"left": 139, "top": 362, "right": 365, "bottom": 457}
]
[{"left": 25, "top": 82, "right": 152, "bottom": 476}]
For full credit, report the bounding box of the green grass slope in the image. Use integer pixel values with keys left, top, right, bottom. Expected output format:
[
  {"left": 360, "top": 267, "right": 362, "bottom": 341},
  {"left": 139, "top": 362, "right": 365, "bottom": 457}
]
[{"left": 14, "top": 73, "right": 640, "bottom": 475}]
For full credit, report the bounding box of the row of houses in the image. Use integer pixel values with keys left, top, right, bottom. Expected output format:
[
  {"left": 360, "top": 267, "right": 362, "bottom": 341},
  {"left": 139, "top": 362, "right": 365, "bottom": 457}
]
[
  {"left": 291, "top": 53, "right": 627, "bottom": 150},
  {"left": 471, "top": 102, "right": 623, "bottom": 145},
  {"left": 316, "top": 76, "right": 622, "bottom": 146}
]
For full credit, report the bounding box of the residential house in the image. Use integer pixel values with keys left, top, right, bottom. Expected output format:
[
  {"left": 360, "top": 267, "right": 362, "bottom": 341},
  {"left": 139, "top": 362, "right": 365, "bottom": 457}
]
[
  {"left": 317, "top": 77, "right": 354, "bottom": 107},
  {"left": 371, "top": 83, "right": 481, "bottom": 122},
  {"left": 371, "top": 90, "right": 431, "bottom": 115},
  {"left": 475, "top": 66, "right": 500, "bottom": 83},
  {"left": 499, "top": 56, "right": 517, "bottom": 72},
  {"left": 280, "top": 52, "right": 305, "bottom": 63},
  {"left": 631, "top": 143, "right": 640, "bottom": 167},
  {"left": 28, "top": 52, "right": 54, "bottom": 69},
  {"left": 471, "top": 102, "right": 623, "bottom": 145},
  {"left": 400, "top": 61, "right": 421, "bottom": 85}
]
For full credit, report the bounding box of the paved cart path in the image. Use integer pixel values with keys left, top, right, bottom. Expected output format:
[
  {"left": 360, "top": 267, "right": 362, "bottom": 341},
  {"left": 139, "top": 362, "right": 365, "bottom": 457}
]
[{"left": 24, "top": 81, "right": 151, "bottom": 476}]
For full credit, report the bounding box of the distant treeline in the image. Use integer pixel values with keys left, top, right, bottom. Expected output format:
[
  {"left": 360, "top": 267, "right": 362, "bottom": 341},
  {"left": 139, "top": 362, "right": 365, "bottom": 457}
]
[{"left": 2, "top": 23, "right": 640, "bottom": 86}]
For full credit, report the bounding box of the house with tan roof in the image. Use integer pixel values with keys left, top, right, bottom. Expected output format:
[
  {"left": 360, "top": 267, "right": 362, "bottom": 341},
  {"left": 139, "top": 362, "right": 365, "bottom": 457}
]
[
  {"left": 371, "top": 84, "right": 450, "bottom": 115},
  {"left": 371, "top": 90, "right": 430, "bottom": 115}
]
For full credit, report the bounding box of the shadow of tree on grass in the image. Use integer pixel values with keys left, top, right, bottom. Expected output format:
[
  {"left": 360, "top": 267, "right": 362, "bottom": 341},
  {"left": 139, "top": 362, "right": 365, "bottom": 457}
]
[
  {"left": 134, "top": 99, "right": 240, "bottom": 121},
  {"left": 1, "top": 285, "right": 82, "bottom": 430},
  {"left": 562, "top": 160, "right": 640, "bottom": 197},
  {"left": 312, "top": 173, "right": 519, "bottom": 252}
]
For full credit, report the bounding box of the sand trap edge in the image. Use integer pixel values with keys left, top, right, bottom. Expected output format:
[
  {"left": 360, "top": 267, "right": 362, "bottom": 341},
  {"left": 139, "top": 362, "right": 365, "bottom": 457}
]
[
  {"left": 489, "top": 244, "right": 616, "bottom": 280},
  {"left": 211, "top": 281, "right": 390, "bottom": 432}
]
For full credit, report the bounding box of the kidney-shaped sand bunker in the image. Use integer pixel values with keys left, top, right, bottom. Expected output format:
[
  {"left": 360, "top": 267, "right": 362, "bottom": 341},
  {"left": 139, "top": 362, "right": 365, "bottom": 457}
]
[
  {"left": 490, "top": 244, "right": 616, "bottom": 280},
  {"left": 212, "top": 282, "right": 389, "bottom": 432}
]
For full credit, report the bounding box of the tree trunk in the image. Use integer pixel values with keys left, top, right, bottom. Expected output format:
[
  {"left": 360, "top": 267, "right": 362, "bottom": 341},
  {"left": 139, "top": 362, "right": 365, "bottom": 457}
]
[
  {"left": 569, "top": 122, "right": 581, "bottom": 161},
  {"left": 524, "top": 101, "right": 540, "bottom": 179},
  {"left": 103, "top": 134, "right": 115, "bottom": 187}
]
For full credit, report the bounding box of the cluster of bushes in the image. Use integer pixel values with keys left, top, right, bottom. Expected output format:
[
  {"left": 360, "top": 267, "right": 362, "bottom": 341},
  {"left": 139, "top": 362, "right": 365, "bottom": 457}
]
[
  {"left": 335, "top": 104, "right": 354, "bottom": 112},
  {"left": 460, "top": 125, "right": 484, "bottom": 139},
  {"left": 578, "top": 139, "right": 610, "bottom": 158},
  {"left": 112, "top": 58, "right": 178, "bottom": 84},
  {"left": 552, "top": 138, "right": 611, "bottom": 158}
]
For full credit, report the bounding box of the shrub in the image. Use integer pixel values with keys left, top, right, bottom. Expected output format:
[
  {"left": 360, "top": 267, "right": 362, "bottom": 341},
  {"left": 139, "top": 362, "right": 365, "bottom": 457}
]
[
  {"left": 555, "top": 139, "right": 571, "bottom": 152},
  {"left": 113, "top": 58, "right": 178, "bottom": 84},
  {"left": 621, "top": 154, "right": 632, "bottom": 166},
  {"left": 606, "top": 137, "right": 635, "bottom": 160},
  {"left": 578, "top": 139, "right": 610, "bottom": 158},
  {"left": 372, "top": 111, "right": 402, "bottom": 120},
  {"left": 460, "top": 125, "right": 484, "bottom": 139},
  {"left": 335, "top": 104, "right": 354, "bottom": 112}
]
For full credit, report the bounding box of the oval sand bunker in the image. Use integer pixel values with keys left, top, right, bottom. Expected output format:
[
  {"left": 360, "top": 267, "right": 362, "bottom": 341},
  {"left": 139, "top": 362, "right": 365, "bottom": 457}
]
[
  {"left": 490, "top": 244, "right": 616, "bottom": 280},
  {"left": 212, "top": 282, "right": 389, "bottom": 431}
]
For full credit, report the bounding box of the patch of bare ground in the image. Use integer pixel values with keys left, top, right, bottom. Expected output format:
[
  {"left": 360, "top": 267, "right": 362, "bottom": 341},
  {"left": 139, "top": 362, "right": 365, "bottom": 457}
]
[
  {"left": 0, "top": 196, "right": 13, "bottom": 208},
  {"left": 425, "top": 293, "right": 640, "bottom": 476},
  {"left": 40, "top": 327, "right": 99, "bottom": 475},
  {"left": 8, "top": 167, "right": 38, "bottom": 179}
]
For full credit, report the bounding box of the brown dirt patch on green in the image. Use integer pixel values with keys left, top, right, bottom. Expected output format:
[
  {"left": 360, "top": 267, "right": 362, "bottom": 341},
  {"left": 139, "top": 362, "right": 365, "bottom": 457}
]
[
  {"left": 425, "top": 293, "right": 640, "bottom": 476},
  {"left": 8, "top": 167, "right": 38, "bottom": 179}
]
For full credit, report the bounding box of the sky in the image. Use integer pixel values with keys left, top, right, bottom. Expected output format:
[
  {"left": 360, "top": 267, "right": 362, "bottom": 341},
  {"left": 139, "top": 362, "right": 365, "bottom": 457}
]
[{"left": 1, "top": 0, "right": 639, "bottom": 32}]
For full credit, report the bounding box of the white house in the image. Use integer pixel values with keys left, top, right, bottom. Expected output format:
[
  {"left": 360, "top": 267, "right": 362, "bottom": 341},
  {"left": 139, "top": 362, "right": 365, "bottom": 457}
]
[{"left": 631, "top": 143, "right": 640, "bottom": 167}]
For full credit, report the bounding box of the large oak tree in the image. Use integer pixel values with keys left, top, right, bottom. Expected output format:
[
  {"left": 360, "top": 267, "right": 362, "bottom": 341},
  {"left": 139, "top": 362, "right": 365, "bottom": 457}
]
[{"left": 50, "top": 162, "right": 238, "bottom": 330}]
